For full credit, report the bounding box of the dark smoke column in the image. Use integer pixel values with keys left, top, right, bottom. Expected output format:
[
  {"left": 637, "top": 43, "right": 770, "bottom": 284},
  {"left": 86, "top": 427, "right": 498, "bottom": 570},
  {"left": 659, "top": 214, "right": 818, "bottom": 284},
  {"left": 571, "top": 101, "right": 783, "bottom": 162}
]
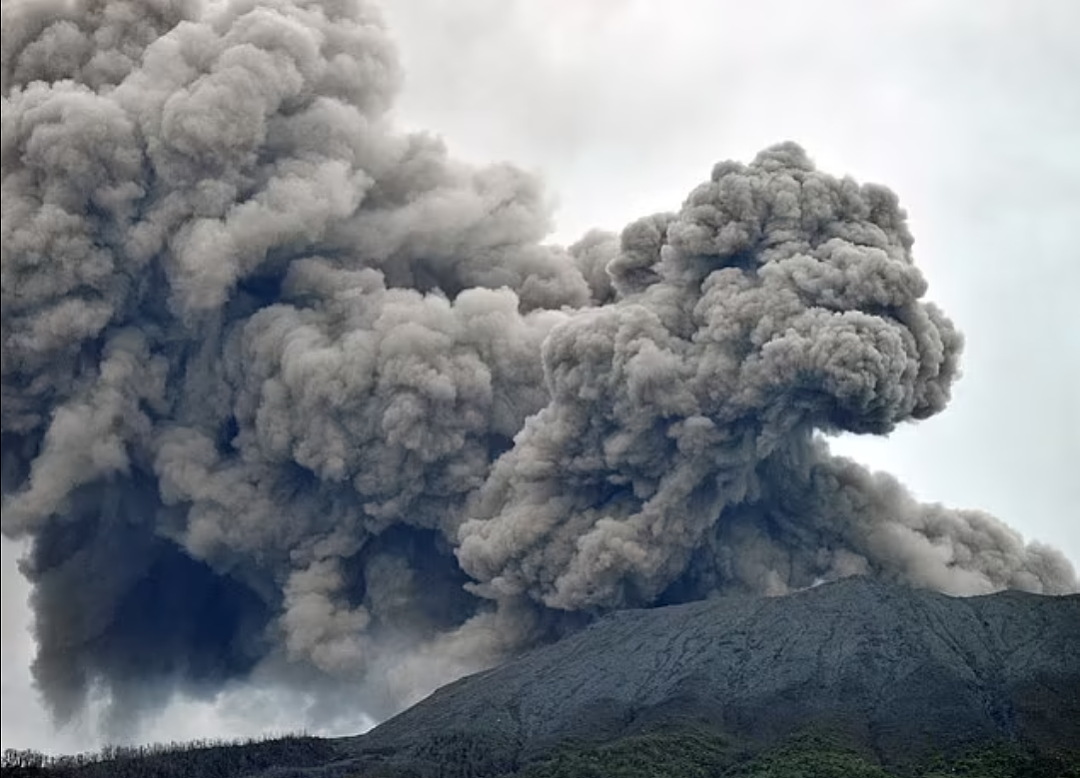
[
  {"left": 459, "top": 144, "right": 1076, "bottom": 608},
  {"left": 1, "top": 0, "right": 585, "bottom": 731},
  {"left": 1, "top": 0, "right": 1074, "bottom": 738}
]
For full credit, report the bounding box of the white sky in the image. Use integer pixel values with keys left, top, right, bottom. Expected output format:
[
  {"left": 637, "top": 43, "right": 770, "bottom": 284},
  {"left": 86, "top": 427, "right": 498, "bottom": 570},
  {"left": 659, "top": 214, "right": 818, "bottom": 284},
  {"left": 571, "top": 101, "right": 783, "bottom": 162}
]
[{"left": 3, "top": 0, "right": 1077, "bottom": 755}]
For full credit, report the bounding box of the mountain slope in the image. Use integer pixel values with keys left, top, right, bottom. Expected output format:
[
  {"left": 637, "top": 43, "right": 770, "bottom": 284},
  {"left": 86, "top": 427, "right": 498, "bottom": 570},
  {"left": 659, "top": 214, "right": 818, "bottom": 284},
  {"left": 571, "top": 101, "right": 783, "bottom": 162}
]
[
  {"left": 344, "top": 577, "right": 1080, "bottom": 773},
  {"left": 7, "top": 578, "right": 1078, "bottom": 778}
]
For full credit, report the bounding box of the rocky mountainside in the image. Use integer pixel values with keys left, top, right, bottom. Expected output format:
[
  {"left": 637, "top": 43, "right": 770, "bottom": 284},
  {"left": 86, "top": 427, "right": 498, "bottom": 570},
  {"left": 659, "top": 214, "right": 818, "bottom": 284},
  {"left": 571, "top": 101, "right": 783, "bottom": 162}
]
[
  {"left": 8, "top": 577, "right": 1078, "bottom": 778},
  {"left": 343, "top": 577, "right": 1079, "bottom": 774}
]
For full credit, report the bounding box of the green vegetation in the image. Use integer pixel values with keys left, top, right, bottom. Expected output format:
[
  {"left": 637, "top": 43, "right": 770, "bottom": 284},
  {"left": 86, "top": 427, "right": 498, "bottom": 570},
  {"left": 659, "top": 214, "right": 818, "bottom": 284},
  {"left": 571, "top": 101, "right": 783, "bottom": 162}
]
[
  {"left": 918, "top": 741, "right": 1080, "bottom": 778},
  {"left": 4, "top": 727, "right": 1078, "bottom": 778},
  {"left": 506, "top": 727, "right": 889, "bottom": 778},
  {"left": 505, "top": 728, "right": 1080, "bottom": 778},
  {"left": 515, "top": 727, "right": 734, "bottom": 778},
  {"left": 1, "top": 733, "right": 336, "bottom": 778},
  {"left": 726, "top": 730, "right": 892, "bottom": 778},
  {"left": 410, "top": 730, "right": 523, "bottom": 777}
]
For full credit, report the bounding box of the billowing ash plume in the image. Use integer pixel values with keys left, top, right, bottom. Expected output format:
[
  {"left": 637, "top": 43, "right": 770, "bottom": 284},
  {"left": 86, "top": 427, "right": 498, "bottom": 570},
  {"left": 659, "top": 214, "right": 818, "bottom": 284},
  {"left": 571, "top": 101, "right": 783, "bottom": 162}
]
[{"left": 2, "top": 0, "right": 1075, "bottom": 735}]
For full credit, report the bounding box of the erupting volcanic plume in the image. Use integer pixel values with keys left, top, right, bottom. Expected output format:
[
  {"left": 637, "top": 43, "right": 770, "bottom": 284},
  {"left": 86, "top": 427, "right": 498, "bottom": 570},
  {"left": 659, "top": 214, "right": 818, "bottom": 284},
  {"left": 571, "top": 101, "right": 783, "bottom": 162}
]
[{"left": 2, "top": 0, "right": 1074, "bottom": 736}]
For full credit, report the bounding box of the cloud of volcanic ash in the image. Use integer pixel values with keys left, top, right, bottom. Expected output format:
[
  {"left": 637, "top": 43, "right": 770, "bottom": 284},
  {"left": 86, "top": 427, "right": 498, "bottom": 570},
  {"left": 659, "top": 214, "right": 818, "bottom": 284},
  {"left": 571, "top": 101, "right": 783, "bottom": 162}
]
[{"left": 2, "top": 0, "right": 1075, "bottom": 737}]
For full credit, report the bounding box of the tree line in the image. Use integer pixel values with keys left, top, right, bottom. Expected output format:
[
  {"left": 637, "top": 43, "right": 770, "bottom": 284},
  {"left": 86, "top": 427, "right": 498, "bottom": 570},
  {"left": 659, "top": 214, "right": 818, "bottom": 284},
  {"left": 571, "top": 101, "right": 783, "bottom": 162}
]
[{"left": 0, "top": 732, "right": 338, "bottom": 777}]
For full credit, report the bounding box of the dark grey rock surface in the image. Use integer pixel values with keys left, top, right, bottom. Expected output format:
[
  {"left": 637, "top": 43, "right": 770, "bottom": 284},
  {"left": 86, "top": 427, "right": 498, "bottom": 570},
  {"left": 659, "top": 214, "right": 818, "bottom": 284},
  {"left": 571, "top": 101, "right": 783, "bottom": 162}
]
[
  {"left": 345, "top": 577, "right": 1080, "bottom": 767},
  {"left": 31, "top": 578, "right": 1078, "bottom": 777}
]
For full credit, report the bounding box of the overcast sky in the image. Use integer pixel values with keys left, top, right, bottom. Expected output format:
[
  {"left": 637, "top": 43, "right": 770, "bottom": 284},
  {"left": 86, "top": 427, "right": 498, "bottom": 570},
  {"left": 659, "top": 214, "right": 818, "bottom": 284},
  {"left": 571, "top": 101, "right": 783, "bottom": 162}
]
[{"left": 2, "top": 0, "right": 1077, "bottom": 754}]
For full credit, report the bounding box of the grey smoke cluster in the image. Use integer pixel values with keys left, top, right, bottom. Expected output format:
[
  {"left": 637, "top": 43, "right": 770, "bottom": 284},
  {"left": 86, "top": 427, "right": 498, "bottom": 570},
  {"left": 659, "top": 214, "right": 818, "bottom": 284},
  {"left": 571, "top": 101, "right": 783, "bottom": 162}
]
[{"left": 2, "top": 0, "right": 1075, "bottom": 733}]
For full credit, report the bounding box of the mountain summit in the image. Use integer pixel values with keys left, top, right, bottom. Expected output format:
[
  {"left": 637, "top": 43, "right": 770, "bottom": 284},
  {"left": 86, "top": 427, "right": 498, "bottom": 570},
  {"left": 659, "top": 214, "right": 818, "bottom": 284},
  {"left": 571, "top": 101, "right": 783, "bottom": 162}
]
[{"left": 344, "top": 576, "right": 1079, "bottom": 775}]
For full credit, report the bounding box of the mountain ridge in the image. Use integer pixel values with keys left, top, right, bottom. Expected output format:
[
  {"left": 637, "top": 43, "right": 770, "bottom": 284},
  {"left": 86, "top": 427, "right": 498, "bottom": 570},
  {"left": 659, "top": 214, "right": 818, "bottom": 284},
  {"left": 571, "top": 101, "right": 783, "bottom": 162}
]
[{"left": 343, "top": 576, "right": 1080, "bottom": 773}]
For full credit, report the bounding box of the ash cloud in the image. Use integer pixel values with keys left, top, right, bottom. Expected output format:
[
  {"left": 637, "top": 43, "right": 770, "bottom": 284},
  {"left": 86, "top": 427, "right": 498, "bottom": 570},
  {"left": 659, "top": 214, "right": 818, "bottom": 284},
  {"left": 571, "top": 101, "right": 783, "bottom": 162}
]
[{"left": 2, "top": 0, "right": 1075, "bottom": 736}]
